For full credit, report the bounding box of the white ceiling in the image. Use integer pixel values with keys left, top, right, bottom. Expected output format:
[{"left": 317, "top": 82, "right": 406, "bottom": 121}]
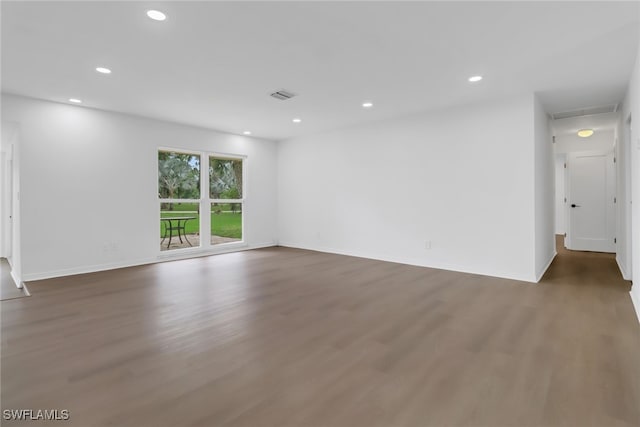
[{"left": 2, "top": 1, "right": 639, "bottom": 140}]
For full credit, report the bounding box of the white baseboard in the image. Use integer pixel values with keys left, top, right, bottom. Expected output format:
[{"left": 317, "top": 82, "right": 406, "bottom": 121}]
[
  {"left": 278, "top": 241, "right": 537, "bottom": 283},
  {"left": 23, "top": 257, "right": 158, "bottom": 282},
  {"left": 535, "top": 251, "right": 557, "bottom": 283},
  {"left": 630, "top": 290, "right": 640, "bottom": 325},
  {"left": 21, "top": 242, "right": 277, "bottom": 282},
  {"left": 5, "top": 256, "right": 23, "bottom": 288},
  {"left": 10, "top": 269, "right": 22, "bottom": 289},
  {"left": 616, "top": 256, "right": 631, "bottom": 280}
]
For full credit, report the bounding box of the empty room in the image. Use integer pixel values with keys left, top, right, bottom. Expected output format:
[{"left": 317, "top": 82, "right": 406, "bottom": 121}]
[{"left": 1, "top": 1, "right": 640, "bottom": 426}]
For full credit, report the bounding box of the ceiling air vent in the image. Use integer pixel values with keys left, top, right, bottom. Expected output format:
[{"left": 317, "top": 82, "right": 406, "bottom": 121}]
[
  {"left": 270, "top": 89, "right": 296, "bottom": 101},
  {"left": 551, "top": 104, "right": 618, "bottom": 120}
]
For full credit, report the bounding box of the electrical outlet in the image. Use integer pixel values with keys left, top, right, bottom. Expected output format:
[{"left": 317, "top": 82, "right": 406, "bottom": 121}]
[{"left": 102, "top": 241, "right": 119, "bottom": 255}]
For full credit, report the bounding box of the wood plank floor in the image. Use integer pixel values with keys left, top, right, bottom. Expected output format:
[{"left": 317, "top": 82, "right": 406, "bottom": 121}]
[{"left": 2, "top": 239, "right": 639, "bottom": 426}]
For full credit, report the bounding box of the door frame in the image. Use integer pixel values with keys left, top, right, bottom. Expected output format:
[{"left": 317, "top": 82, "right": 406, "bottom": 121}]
[
  {"left": 1, "top": 140, "right": 13, "bottom": 259},
  {"left": 555, "top": 153, "right": 567, "bottom": 237},
  {"left": 619, "top": 114, "right": 633, "bottom": 280}
]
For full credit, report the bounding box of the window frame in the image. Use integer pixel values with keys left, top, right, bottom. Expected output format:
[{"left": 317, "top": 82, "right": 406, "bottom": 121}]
[
  {"left": 157, "top": 148, "right": 246, "bottom": 254},
  {"left": 208, "top": 152, "right": 246, "bottom": 246}
]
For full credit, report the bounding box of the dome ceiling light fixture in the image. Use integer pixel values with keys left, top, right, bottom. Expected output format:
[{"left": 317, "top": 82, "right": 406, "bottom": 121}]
[
  {"left": 577, "top": 129, "right": 594, "bottom": 138},
  {"left": 147, "top": 10, "right": 167, "bottom": 21}
]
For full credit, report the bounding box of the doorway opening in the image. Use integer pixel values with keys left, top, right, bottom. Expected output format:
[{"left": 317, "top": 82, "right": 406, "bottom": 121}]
[
  {"left": 552, "top": 113, "right": 622, "bottom": 267},
  {"left": 0, "top": 121, "right": 25, "bottom": 297}
]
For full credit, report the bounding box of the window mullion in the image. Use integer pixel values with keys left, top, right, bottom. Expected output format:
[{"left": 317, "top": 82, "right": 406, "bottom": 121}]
[{"left": 201, "top": 152, "right": 211, "bottom": 248}]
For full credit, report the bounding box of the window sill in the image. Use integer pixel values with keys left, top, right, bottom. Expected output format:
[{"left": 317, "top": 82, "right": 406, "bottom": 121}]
[{"left": 157, "top": 241, "right": 248, "bottom": 260}]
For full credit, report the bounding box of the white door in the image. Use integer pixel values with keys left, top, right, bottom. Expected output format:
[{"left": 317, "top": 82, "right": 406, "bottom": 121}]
[{"left": 566, "top": 151, "right": 615, "bottom": 253}]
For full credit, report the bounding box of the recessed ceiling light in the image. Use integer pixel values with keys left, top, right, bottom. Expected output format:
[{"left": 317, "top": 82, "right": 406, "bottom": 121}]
[
  {"left": 362, "top": 102, "right": 373, "bottom": 108},
  {"left": 243, "top": 131, "right": 252, "bottom": 135},
  {"left": 292, "top": 118, "right": 302, "bottom": 123},
  {"left": 95, "top": 67, "right": 111, "bottom": 74},
  {"left": 577, "top": 129, "right": 594, "bottom": 138},
  {"left": 468, "top": 75, "right": 483, "bottom": 82},
  {"left": 146, "top": 10, "right": 166, "bottom": 21},
  {"left": 68, "top": 98, "right": 82, "bottom": 104}
]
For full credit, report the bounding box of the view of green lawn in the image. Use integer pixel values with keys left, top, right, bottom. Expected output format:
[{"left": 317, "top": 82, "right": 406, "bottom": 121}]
[{"left": 160, "top": 203, "right": 242, "bottom": 239}]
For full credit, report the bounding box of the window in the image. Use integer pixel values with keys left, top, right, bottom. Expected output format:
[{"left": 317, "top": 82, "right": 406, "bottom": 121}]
[
  {"left": 209, "top": 156, "right": 243, "bottom": 245},
  {"left": 158, "top": 151, "right": 201, "bottom": 251},
  {"left": 158, "top": 150, "right": 244, "bottom": 251}
]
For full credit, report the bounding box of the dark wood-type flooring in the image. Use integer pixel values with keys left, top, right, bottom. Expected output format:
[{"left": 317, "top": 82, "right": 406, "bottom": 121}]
[{"left": 2, "top": 237, "right": 639, "bottom": 426}]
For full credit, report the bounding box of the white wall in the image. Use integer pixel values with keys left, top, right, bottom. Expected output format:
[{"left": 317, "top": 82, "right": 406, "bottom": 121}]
[
  {"left": 278, "top": 95, "right": 541, "bottom": 282},
  {"left": 622, "top": 43, "right": 640, "bottom": 321},
  {"left": 534, "top": 96, "right": 556, "bottom": 280},
  {"left": 554, "top": 129, "right": 615, "bottom": 154},
  {"left": 1, "top": 94, "right": 278, "bottom": 281}
]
